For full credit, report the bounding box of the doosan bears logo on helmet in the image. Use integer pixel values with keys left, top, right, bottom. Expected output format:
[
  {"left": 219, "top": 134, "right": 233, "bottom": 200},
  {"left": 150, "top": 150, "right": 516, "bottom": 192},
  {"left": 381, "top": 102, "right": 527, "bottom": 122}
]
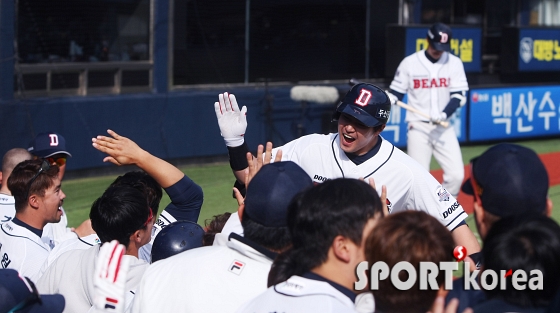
[{"left": 354, "top": 89, "right": 372, "bottom": 107}]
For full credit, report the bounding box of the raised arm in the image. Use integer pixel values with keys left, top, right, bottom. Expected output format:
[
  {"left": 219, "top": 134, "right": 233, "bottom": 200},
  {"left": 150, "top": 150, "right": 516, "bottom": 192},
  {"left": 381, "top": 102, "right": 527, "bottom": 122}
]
[
  {"left": 92, "top": 129, "right": 183, "bottom": 188},
  {"left": 214, "top": 92, "right": 252, "bottom": 183}
]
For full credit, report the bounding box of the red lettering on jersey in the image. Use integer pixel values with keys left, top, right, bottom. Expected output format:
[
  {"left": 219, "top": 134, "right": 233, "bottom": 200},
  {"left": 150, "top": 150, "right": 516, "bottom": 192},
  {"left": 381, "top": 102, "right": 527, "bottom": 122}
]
[
  {"left": 439, "top": 78, "right": 446, "bottom": 87},
  {"left": 355, "top": 89, "right": 372, "bottom": 107},
  {"left": 413, "top": 79, "right": 420, "bottom": 89},
  {"left": 430, "top": 79, "right": 438, "bottom": 87},
  {"left": 421, "top": 79, "right": 428, "bottom": 88}
]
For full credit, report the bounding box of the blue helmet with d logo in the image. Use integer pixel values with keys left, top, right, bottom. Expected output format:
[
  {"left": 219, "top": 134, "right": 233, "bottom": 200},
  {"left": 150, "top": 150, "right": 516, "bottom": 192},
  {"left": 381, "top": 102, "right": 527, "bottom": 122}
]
[{"left": 332, "top": 83, "right": 391, "bottom": 127}]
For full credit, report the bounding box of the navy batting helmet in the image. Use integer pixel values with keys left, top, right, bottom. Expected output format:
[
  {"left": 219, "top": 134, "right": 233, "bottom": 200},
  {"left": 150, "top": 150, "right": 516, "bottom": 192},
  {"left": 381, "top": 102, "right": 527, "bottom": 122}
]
[
  {"left": 151, "top": 221, "right": 205, "bottom": 263},
  {"left": 332, "top": 83, "right": 391, "bottom": 128},
  {"left": 427, "top": 22, "right": 452, "bottom": 52}
]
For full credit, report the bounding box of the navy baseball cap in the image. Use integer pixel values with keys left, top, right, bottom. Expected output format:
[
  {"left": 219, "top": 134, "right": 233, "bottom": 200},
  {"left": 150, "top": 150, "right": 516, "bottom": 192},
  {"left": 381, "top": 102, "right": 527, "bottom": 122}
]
[
  {"left": 244, "top": 161, "right": 313, "bottom": 227},
  {"left": 0, "top": 269, "right": 65, "bottom": 313},
  {"left": 461, "top": 143, "right": 549, "bottom": 218},
  {"left": 333, "top": 83, "right": 391, "bottom": 128},
  {"left": 151, "top": 221, "right": 205, "bottom": 263},
  {"left": 427, "top": 22, "right": 452, "bottom": 52},
  {"left": 28, "top": 132, "right": 72, "bottom": 158}
]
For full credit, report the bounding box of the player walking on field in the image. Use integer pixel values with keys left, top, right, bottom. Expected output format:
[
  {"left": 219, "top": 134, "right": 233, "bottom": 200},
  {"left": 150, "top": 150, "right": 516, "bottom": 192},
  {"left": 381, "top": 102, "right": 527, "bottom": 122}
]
[
  {"left": 213, "top": 81, "right": 480, "bottom": 263},
  {"left": 389, "top": 22, "right": 468, "bottom": 198}
]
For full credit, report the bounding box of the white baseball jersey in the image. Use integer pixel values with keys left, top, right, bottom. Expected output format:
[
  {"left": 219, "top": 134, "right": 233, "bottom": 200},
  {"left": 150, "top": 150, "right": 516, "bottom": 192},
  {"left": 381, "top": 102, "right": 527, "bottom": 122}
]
[
  {"left": 271, "top": 133, "right": 467, "bottom": 231},
  {"left": 389, "top": 50, "right": 468, "bottom": 197},
  {"left": 213, "top": 211, "right": 243, "bottom": 246},
  {"left": 236, "top": 275, "right": 360, "bottom": 313},
  {"left": 389, "top": 50, "right": 468, "bottom": 121},
  {"left": 0, "top": 193, "right": 71, "bottom": 248},
  {"left": 132, "top": 234, "right": 273, "bottom": 313},
  {"left": 139, "top": 209, "right": 177, "bottom": 263},
  {"left": 0, "top": 220, "right": 51, "bottom": 282},
  {"left": 37, "top": 244, "right": 148, "bottom": 313},
  {"left": 40, "top": 233, "right": 100, "bottom": 277}
]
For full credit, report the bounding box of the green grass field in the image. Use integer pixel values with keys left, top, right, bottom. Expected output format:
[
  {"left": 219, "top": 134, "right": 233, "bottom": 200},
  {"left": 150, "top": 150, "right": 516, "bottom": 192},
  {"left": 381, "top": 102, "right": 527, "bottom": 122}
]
[{"left": 62, "top": 138, "right": 560, "bottom": 228}]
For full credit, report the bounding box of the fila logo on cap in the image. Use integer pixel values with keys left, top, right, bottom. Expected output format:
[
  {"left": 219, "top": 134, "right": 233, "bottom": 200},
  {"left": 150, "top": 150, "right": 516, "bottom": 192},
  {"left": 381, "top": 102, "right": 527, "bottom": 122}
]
[
  {"left": 355, "top": 89, "right": 372, "bottom": 107},
  {"left": 229, "top": 259, "right": 245, "bottom": 275},
  {"left": 49, "top": 134, "right": 59, "bottom": 146}
]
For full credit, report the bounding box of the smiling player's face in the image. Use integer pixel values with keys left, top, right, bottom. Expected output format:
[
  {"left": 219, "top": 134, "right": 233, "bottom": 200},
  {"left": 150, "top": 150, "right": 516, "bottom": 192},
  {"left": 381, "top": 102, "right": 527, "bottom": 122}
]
[{"left": 337, "top": 113, "right": 381, "bottom": 156}]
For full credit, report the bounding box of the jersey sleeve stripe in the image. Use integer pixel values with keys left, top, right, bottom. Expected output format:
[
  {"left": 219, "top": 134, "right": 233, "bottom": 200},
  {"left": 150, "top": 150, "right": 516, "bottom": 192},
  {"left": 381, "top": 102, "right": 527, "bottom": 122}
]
[
  {"left": 445, "top": 211, "right": 468, "bottom": 231},
  {"left": 1, "top": 224, "right": 50, "bottom": 251}
]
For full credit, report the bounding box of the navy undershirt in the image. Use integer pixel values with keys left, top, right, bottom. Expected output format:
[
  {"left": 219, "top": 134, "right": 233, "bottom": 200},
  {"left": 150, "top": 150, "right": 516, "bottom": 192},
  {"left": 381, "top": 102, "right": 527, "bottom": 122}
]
[
  {"left": 162, "top": 175, "right": 203, "bottom": 223},
  {"left": 345, "top": 137, "right": 383, "bottom": 165},
  {"left": 425, "top": 50, "right": 439, "bottom": 63},
  {"left": 302, "top": 272, "right": 356, "bottom": 302},
  {"left": 12, "top": 217, "right": 42, "bottom": 238}
]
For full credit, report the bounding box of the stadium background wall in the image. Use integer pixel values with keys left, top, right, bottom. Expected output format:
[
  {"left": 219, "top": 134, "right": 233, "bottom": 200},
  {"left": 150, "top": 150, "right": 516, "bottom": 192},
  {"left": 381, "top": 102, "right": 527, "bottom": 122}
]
[{"left": 2, "top": 0, "right": 560, "bottom": 172}]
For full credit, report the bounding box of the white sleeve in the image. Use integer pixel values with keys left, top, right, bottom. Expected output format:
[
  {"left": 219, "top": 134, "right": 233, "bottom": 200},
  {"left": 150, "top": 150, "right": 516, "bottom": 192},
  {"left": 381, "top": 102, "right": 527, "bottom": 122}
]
[
  {"left": 389, "top": 58, "right": 410, "bottom": 94},
  {"left": 407, "top": 166, "right": 468, "bottom": 231},
  {"left": 139, "top": 210, "right": 178, "bottom": 263}
]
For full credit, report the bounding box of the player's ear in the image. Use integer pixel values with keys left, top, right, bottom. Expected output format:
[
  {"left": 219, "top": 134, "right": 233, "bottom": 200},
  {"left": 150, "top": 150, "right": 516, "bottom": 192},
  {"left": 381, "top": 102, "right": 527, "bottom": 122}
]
[
  {"left": 331, "top": 235, "right": 351, "bottom": 263},
  {"left": 0, "top": 171, "right": 3, "bottom": 185},
  {"left": 28, "top": 194, "right": 40, "bottom": 210},
  {"left": 546, "top": 198, "right": 553, "bottom": 217},
  {"left": 373, "top": 124, "right": 386, "bottom": 136}
]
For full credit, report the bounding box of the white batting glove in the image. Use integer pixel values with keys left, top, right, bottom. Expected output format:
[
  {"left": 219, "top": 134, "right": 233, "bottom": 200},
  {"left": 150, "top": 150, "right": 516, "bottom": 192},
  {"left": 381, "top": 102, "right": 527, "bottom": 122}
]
[
  {"left": 430, "top": 112, "right": 447, "bottom": 124},
  {"left": 93, "top": 240, "right": 130, "bottom": 313},
  {"left": 214, "top": 92, "right": 248, "bottom": 147},
  {"left": 384, "top": 91, "right": 398, "bottom": 106}
]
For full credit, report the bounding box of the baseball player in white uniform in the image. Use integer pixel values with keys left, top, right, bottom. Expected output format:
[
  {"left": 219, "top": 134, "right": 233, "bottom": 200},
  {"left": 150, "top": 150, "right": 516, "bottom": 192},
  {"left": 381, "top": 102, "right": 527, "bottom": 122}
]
[
  {"left": 389, "top": 22, "right": 468, "bottom": 198},
  {"left": 0, "top": 159, "right": 65, "bottom": 281},
  {"left": 214, "top": 82, "right": 480, "bottom": 257}
]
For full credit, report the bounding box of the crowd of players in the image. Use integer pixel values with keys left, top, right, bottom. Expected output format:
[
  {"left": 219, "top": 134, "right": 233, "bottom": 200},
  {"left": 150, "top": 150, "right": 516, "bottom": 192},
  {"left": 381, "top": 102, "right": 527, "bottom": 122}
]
[
  {"left": 1, "top": 97, "right": 558, "bottom": 313},
  {"left": 1, "top": 25, "right": 559, "bottom": 313}
]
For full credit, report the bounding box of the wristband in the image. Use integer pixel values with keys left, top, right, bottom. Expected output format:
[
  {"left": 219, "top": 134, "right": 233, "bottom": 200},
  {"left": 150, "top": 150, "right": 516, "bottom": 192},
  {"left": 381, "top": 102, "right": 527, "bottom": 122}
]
[
  {"left": 227, "top": 141, "right": 249, "bottom": 171},
  {"left": 468, "top": 252, "right": 483, "bottom": 269}
]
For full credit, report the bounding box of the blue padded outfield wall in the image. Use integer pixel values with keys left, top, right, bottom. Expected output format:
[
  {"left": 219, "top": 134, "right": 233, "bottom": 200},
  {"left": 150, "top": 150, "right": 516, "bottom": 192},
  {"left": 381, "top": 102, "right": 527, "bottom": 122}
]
[
  {"left": 1, "top": 84, "right": 559, "bottom": 172},
  {"left": 0, "top": 88, "right": 335, "bottom": 171}
]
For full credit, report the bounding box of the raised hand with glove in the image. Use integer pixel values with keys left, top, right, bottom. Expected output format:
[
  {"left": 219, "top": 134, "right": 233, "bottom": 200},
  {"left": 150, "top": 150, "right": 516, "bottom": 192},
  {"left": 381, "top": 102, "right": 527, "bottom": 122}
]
[{"left": 214, "top": 92, "right": 248, "bottom": 147}]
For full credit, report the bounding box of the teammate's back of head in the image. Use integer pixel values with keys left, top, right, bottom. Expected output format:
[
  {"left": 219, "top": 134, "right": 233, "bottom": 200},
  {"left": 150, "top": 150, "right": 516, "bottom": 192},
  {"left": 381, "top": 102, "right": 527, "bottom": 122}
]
[
  {"left": 90, "top": 185, "right": 152, "bottom": 247},
  {"left": 462, "top": 143, "right": 551, "bottom": 238},
  {"left": 268, "top": 178, "right": 383, "bottom": 286},
  {"left": 481, "top": 214, "right": 560, "bottom": 309},
  {"left": 365, "top": 211, "right": 455, "bottom": 313},
  {"left": 2, "top": 148, "right": 32, "bottom": 177},
  {"left": 240, "top": 161, "right": 312, "bottom": 252},
  {"left": 109, "top": 170, "right": 162, "bottom": 216}
]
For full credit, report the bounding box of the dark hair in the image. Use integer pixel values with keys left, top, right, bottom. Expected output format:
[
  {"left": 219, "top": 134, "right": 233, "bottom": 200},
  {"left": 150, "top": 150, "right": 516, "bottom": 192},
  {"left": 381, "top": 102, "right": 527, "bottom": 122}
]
[
  {"left": 7, "top": 159, "right": 60, "bottom": 212},
  {"left": 366, "top": 211, "right": 455, "bottom": 313},
  {"left": 203, "top": 212, "right": 232, "bottom": 246},
  {"left": 268, "top": 178, "right": 382, "bottom": 287},
  {"left": 241, "top": 215, "right": 290, "bottom": 252},
  {"left": 483, "top": 214, "right": 560, "bottom": 307},
  {"left": 90, "top": 185, "right": 151, "bottom": 247},
  {"left": 110, "top": 171, "right": 162, "bottom": 216}
]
